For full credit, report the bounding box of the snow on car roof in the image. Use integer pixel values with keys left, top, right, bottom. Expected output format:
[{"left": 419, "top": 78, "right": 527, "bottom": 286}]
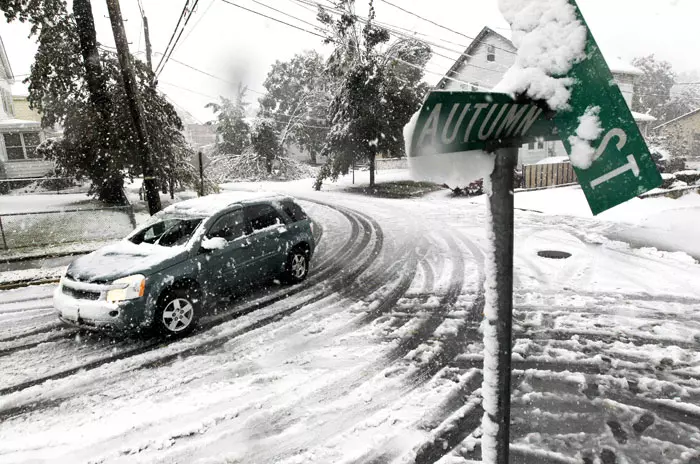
[{"left": 164, "top": 191, "right": 287, "bottom": 216}]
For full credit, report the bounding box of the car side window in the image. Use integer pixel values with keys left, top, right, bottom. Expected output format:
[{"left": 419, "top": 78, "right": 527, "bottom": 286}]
[
  {"left": 245, "top": 204, "right": 284, "bottom": 232},
  {"left": 280, "top": 200, "right": 307, "bottom": 223},
  {"left": 208, "top": 210, "right": 248, "bottom": 242}
]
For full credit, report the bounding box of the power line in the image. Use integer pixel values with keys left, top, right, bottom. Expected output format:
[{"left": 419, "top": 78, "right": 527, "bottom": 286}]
[
  {"left": 217, "top": 0, "right": 490, "bottom": 91},
  {"left": 154, "top": 1, "right": 191, "bottom": 75},
  {"left": 155, "top": 52, "right": 267, "bottom": 95},
  {"left": 180, "top": 0, "right": 216, "bottom": 44},
  {"left": 218, "top": 0, "right": 327, "bottom": 40},
  {"left": 293, "top": 0, "right": 511, "bottom": 74},
  {"left": 156, "top": 0, "right": 201, "bottom": 77},
  {"left": 248, "top": 0, "right": 322, "bottom": 32},
  {"left": 376, "top": 0, "right": 516, "bottom": 55},
  {"left": 160, "top": 81, "right": 220, "bottom": 100}
]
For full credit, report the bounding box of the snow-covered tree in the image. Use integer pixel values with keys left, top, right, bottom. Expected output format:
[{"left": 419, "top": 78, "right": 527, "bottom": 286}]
[
  {"left": 313, "top": 0, "right": 430, "bottom": 190},
  {"left": 206, "top": 84, "right": 251, "bottom": 155},
  {"left": 250, "top": 118, "right": 282, "bottom": 175},
  {"left": 259, "top": 51, "right": 333, "bottom": 164},
  {"left": 2, "top": 0, "right": 202, "bottom": 204},
  {"left": 632, "top": 55, "right": 676, "bottom": 120},
  {"left": 660, "top": 87, "right": 700, "bottom": 123},
  {"left": 206, "top": 117, "right": 312, "bottom": 182}
]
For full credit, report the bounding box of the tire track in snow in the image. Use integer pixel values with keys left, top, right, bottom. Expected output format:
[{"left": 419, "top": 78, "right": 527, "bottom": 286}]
[{"left": 249, "top": 230, "right": 480, "bottom": 464}]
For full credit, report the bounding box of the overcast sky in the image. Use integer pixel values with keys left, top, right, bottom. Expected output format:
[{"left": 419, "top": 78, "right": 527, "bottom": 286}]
[{"left": 1, "top": 0, "right": 698, "bottom": 122}]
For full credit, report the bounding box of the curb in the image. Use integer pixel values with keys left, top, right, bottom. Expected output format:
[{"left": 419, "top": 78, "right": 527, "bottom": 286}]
[
  {"left": 0, "top": 278, "right": 61, "bottom": 291},
  {"left": 0, "top": 250, "right": 93, "bottom": 265}
]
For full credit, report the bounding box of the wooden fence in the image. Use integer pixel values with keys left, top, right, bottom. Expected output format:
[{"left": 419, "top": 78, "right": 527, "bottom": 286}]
[{"left": 523, "top": 162, "right": 577, "bottom": 189}]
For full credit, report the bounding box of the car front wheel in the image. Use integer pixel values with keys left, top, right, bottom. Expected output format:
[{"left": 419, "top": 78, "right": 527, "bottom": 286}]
[{"left": 155, "top": 288, "right": 199, "bottom": 336}]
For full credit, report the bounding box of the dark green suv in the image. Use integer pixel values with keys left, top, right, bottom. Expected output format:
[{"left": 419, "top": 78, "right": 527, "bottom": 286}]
[{"left": 53, "top": 192, "right": 315, "bottom": 335}]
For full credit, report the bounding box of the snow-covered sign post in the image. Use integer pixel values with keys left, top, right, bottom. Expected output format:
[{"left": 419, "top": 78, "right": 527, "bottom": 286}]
[{"left": 405, "top": 1, "right": 662, "bottom": 463}]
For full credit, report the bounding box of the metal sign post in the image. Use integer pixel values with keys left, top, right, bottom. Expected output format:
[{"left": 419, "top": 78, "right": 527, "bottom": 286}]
[{"left": 483, "top": 145, "right": 517, "bottom": 464}]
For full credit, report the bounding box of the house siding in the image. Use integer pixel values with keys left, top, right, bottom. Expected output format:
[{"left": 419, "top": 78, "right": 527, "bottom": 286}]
[
  {"left": 656, "top": 111, "right": 700, "bottom": 159},
  {"left": 441, "top": 35, "right": 516, "bottom": 91},
  {"left": 12, "top": 97, "right": 41, "bottom": 122}
]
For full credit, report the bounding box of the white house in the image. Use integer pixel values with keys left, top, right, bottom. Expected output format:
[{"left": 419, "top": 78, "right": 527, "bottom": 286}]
[
  {"left": 0, "top": 35, "right": 53, "bottom": 180},
  {"left": 436, "top": 27, "right": 656, "bottom": 168}
]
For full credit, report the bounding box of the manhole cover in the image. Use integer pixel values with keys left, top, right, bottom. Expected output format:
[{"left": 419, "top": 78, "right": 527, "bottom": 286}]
[{"left": 537, "top": 250, "right": 572, "bottom": 259}]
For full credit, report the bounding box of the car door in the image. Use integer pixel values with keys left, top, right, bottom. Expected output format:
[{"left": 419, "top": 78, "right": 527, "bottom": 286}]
[
  {"left": 197, "top": 209, "right": 255, "bottom": 294},
  {"left": 244, "top": 203, "right": 290, "bottom": 279}
]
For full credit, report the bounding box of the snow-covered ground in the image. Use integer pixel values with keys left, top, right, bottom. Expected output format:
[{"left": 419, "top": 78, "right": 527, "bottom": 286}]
[{"left": 1, "top": 170, "right": 699, "bottom": 463}]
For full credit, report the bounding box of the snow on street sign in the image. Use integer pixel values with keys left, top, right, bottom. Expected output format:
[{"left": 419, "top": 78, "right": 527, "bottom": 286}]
[
  {"left": 410, "top": 92, "right": 557, "bottom": 158},
  {"left": 554, "top": 1, "right": 662, "bottom": 215}
]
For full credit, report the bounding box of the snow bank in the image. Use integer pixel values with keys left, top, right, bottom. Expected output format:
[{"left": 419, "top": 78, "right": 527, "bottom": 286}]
[
  {"left": 403, "top": 110, "right": 496, "bottom": 188},
  {"left": 495, "top": 0, "right": 587, "bottom": 111}
]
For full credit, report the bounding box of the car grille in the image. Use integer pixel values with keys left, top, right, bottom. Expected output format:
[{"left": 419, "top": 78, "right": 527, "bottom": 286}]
[{"left": 62, "top": 286, "right": 101, "bottom": 301}]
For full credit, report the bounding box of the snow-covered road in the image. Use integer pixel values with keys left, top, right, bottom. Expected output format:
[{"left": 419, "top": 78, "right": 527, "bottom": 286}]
[{"left": 1, "top": 186, "right": 699, "bottom": 463}]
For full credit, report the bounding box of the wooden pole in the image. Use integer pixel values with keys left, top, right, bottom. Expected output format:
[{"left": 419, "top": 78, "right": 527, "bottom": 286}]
[{"left": 105, "top": 0, "right": 161, "bottom": 215}]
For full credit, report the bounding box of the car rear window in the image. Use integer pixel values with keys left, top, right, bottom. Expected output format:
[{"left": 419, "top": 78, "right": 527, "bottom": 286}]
[{"left": 280, "top": 200, "right": 308, "bottom": 223}]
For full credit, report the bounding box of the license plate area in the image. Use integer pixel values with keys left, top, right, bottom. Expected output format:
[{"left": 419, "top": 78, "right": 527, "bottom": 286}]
[{"left": 63, "top": 304, "right": 79, "bottom": 321}]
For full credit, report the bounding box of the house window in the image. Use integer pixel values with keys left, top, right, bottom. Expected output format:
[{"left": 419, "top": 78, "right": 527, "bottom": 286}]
[
  {"left": 487, "top": 45, "right": 496, "bottom": 62},
  {"left": 528, "top": 142, "right": 535, "bottom": 150},
  {"left": 694, "top": 133, "right": 700, "bottom": 156},
  {"left": 537, "top": 140, "right": 544, "bottom": 150},
  {"left": 3, "top": 132, "right": 42, "bottom": 161}
]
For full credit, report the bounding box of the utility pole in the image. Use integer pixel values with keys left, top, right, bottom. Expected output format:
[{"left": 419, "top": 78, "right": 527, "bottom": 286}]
[
  {"left": 143, "top": 15, "right": 154, "bottom": 73},
  {"left": 105, "top": 0, "right": 162, "bottom": 215}
]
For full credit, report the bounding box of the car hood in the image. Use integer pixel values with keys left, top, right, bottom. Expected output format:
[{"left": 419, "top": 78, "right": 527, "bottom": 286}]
[{"left": 66, "top": 241, "right": 189, "bottom": 283}]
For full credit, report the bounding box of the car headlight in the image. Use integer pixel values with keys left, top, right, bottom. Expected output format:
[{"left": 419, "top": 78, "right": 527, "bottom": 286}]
[{"left": 106, "top": 274, "right": 146, "bottom": 303}]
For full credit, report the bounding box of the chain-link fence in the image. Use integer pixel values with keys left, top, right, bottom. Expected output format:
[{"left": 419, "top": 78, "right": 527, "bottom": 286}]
[
  {"left": 0, "top": 206, "right": 136, "bottom": 251},
  {"left": 0, "top": 177, "right": 91, "bottom": 195}
]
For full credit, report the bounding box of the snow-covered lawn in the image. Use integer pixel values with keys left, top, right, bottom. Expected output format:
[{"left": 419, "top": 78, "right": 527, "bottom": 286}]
[{"left": 1, "top": 172, "right": 699, "bottom": 463}]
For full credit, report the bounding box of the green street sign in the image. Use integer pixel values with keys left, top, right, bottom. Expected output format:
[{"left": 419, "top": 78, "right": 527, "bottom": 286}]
[
  {"left": 410, "top": 92, "right": 558, "bottom": 157},
  {"left": 410, "top": 1, "right": 662, "bottom": 216},
  {"left": 552, "top": 0, "right": 662, "bottom": 215}
]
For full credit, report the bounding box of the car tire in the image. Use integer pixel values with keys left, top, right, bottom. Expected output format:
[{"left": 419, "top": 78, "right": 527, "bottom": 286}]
[
  {"left": 282, "top": 247, "right": 310, "bottom": 284},
  {"left": 154, "top": 287, "right": 200, "bottom": 337}
]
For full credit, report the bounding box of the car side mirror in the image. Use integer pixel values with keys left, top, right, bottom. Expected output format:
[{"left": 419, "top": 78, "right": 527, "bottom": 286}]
[{"left": 201, "top": 236, "right": 228, "bottom": 251}]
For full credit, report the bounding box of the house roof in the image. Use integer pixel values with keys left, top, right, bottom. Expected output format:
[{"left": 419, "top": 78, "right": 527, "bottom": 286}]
[
  {"left": 0, "top": 35, "right": 14, "bottom": 82},
  {"left": 436, "top": 26, "right": 516, "bottom": 89},
  {"left": 652, "top": 107, "right": 700, "bottom": 131},
  {"left": 631, "top": 111, "right": 657, "bottom": 123},
  {"left": 607, "top": 57, "right": 643, "bottom": 76}
]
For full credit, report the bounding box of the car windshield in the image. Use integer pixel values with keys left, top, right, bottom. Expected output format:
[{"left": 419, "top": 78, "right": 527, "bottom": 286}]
[{"left": 129, "top": 216, "right": 204, "bottom": 248}]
